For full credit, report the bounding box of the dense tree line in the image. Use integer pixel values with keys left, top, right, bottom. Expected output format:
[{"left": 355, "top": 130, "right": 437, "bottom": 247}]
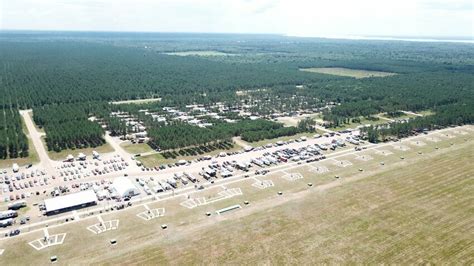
[
  {"left": 0, "top": 41, "right": 325, "bottom": 109},
  {"left": 0, "top": 107, "right": 28, "bottom": 159},
  {"left": 319, "top": 71, "right": 474, "bottom": 127},
  {"left": 361, "top": 104, "right": 474, "bottom": 142},
  {"left": 33, "top": 103, "right": 105, "bottom": 151},
  {"left": 147, "top": 119, "right": 299, "bottom": 150},
  {"left": 241, "top": 127, "right": 300, "bottom": 142}
]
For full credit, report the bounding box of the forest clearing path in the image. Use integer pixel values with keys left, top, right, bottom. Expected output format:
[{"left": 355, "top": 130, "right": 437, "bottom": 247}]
[{"left": 20, "top": 110, "right": 54, "bottom": 172}]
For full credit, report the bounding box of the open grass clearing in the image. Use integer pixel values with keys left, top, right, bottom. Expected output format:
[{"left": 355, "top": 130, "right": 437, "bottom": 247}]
[
  {"left": 276, "top": 113, "right": 323, "bottom": 127},
  {"left": 120, "top": 142, "right": 154, "bottom": 155},
  {"left": 418, "top": 110, "right": 435, "bottom": 116},
  {"left": 110, "top": 98, "right": 162, "bottom": 105},
  {"left": 300, "top": 67, "right": 397, "bottom": 79},
  {"left": 379, "top": 112, "right": 417, "bottom": 121},
  {"left": 164, "top": 51, "right": 236, "bottom": 56}
]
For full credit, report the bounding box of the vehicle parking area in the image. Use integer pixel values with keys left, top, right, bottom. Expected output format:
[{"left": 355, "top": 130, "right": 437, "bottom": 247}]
[
  {"left": 0, "top": 166, "right": 52, "bottom": 203},
  {"left": 0, "top": 126, "right": 471, "bottom": 262}
]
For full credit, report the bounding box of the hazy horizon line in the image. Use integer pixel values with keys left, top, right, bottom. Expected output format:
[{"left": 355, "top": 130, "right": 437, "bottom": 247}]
[{"left": 1, "top": 29, "right": 473, "bottom": 44}]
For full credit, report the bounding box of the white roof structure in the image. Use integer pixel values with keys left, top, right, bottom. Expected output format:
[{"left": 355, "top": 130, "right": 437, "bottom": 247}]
[
  {"left": 44, "top": 190, "right": 97, "bottom": 214},
  {"left": 111, "top": 177, "right": 140, "bottom": 198}
]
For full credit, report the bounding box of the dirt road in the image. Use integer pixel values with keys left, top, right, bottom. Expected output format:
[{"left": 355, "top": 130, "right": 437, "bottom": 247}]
[{"left": 19, "top": 110, "right": 54, "bottom": 172}]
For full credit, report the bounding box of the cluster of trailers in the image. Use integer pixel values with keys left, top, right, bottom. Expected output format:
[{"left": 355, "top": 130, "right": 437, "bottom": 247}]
[
  {"left": 136, "top": 172, "right": 200, "bottom": 195},
  {"left": 0, "top": 200, "right": 27, "bottom": 228}
]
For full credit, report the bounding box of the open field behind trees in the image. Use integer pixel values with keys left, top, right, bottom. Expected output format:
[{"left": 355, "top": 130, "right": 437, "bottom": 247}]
[
  {"left": 164, "top": 50, "right": 235, "bottom": 56},
  {"left": 110, "top": 98, "right": 162, "bottom": 105},
  {"left": 0, "top": 128, "right": 471, "bottom": 264},
  {"left": 300, "top": 67, "right": 397, "bottom": 78},
  {"left": 120, "top": 142, "right": 154, "bottom": 155}
]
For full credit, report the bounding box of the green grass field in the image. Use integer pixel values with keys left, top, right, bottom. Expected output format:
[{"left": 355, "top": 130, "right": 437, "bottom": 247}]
[
  {"left": 120, "top": 142, "right": 154, "bottom": 155},
  {"left": 0, "top": 127, "right": 472, "bottom": 264},
  {"left": 301, "top": 67, "right": 397, "bottom": 79}
]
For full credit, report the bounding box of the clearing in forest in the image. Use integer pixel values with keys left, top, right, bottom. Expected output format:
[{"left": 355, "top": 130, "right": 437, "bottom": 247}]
[
  {"left": 164, "top": 51, "right": 235, "bottom": 56},
  {"left": 300, "top": 67, "right": 396, "bottom": 78},
  {"left": 110, "top": 98, "right": 162, "bottom": 105}
]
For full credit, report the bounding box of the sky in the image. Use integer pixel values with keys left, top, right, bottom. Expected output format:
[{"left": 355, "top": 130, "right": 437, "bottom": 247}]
[{"left": 1, "top": 0, "right": 473, "bottom": 38}]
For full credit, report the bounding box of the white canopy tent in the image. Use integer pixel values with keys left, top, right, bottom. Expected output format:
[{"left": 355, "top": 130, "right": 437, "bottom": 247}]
[{"left": 111, "top": 177, "right": 140, "bottom": 198}]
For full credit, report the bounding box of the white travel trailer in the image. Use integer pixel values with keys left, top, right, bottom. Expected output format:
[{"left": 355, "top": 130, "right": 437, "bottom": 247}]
[
  {"left": 0, "top": 210, "right": 18, "bottom": 220},
  {"left": 8, "top": 200, "right": 27, "bottom": 210},
  {"left": 0, "top": 218, "right": 14, "bottom": 227}
]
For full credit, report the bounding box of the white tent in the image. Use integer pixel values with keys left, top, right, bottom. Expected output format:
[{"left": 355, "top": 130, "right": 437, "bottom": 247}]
[{"left": 111, "top": 177, "right": 140, "bottom": 198}]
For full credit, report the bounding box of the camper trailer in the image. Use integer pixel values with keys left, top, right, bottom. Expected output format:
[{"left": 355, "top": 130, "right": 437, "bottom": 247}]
[
  {"left": 167, "top": 178, "right": 177, "bottom": 188},
  {"left": 0, "top": 210, "right": 18, "bottom": 220},
  {"left": 8, "top": 200, "right": 27, "bottom": 210},
  {"left": 185, "top": 173, "right": 197, "bottom": 183},
  {"left": 205, "top": 168, "right": 216, "bottom": 177},
  {"left": 0, "top": 218, "right": 14, "bottom": 227}
]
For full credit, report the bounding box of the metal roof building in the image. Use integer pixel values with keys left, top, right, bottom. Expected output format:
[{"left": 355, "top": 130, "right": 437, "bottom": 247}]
[{"left": 44, "top": 190, "right": 98, "bottom": 215}]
